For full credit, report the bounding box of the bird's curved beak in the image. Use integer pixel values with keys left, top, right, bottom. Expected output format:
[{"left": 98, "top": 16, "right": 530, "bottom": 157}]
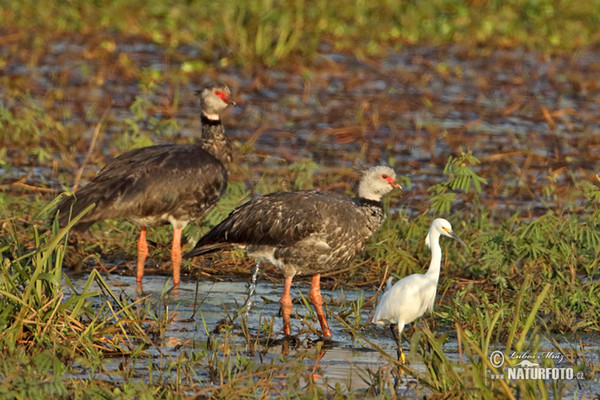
[
  {"left": 224, "top": 96, "right": 237, "bottom": 106},
  {"left": 385, "top": 176, "right": 401, "bottom": 190}
]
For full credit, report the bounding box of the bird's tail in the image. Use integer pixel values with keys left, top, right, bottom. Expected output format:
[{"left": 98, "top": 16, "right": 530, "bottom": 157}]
[
  {"left": 183, "top": 242, "right": 231, "bottom": 258},
  {"left": 50, "top": 192, "right": 97, "bottom": 231},
  {"left": 386, "top": 276, "right": 394, "bottom": 291}
]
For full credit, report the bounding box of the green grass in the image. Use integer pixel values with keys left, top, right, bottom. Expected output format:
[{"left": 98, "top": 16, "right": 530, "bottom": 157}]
[
  {"left": 1, "top": 0, "right": 599, "bottom": 69},
  {"left": 0, "top": 211, "right": 152, "bottom": 397},
  {"left": 1, "top": 0, "right": 599, "bottom": 396},
  {"left": 3, "top": 153, "right": 598, "bottom": 398}
]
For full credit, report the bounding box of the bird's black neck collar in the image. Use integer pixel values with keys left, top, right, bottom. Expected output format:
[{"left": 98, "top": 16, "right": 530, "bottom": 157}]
[
  {"left": 359, "top": 197, "right": 383, "bottom": 208},
  {"left": 201, "top": 114, "right": 222, "bottom": 127}
]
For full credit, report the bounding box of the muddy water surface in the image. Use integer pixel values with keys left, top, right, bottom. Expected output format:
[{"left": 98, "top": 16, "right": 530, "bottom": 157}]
[
  {"left": 4, "top": 44, "right": 600, "bottom": 217},
  {"left": 65, "top": 274, "right": 599, "bottom": 396}
]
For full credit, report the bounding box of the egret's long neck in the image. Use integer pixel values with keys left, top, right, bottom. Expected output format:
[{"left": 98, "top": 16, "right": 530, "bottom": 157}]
[{"left": 425, "top": 230, "right": 442, "bottom": 282}]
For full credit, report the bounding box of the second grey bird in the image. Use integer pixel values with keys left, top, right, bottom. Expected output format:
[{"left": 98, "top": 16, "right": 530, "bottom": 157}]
[{"left": 184, "top": 165, "right": 401, "bottom": 337}]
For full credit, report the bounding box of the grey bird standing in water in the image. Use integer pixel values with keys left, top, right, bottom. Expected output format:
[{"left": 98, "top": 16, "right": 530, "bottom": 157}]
[
  {"left": 53, "top": 84, "right": 236, "bottom": 286},
  {"left": 184, "top": 165, "right": 401, "bottom": 337}
]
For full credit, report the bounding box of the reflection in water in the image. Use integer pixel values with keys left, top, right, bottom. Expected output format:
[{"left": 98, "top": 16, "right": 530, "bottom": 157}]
[{"left": 244, "top": 260, "right": 261, "bottom": 315}]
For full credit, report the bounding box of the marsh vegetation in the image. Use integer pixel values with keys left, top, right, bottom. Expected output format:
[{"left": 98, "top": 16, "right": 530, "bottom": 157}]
[{"left": 1, "top": 0, "right": 600, "bottom": 398}]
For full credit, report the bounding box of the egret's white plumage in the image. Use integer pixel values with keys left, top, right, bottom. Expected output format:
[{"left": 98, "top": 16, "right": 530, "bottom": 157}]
[{"left": 373, "top": 218, "right": 465, "bottom": 359}]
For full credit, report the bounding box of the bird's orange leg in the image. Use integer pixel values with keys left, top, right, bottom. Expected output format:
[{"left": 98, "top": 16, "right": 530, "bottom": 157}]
[
  {"left": 280, "top": 276, "right": 294, "bottom": 335},
  {"left": 309, "top": 274, "right": 332, "bottom": 338},
  {"left": 136, "top": 227, "right": 149, "bottom": 283},
  {"left": 171, "top": 227, "right": 182, "bottom": 285}
]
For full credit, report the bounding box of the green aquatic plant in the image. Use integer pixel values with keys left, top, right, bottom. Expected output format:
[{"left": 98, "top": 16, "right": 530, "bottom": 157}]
[
  {"left": 428, "top": 151, "right": 487, "bottom": 216},
  {"left": 0, "top": 206, "right": 154, "bottom": 395},
  {"left": 0, "top": 93, "right": 69, "bottom": 161},
  {"left": 215, "top": 0, "right": 307, "bottom": 67},
  {"left": 4, "top": 0, "right": 600, "bottom": 67},
  {"left": 250, "top": 158, "right": 320, "bottom": 195},
  {"left": 113, "top": 81, "right": 181, "bottom": 152}
]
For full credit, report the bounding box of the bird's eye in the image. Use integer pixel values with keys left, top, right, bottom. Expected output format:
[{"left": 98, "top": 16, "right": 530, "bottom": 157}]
[
  {"left": 381, "top": 174, "right": 389, "bottom": 179},
  {"left": 214, "top": 90, "right": 222, "bottom": 96}
]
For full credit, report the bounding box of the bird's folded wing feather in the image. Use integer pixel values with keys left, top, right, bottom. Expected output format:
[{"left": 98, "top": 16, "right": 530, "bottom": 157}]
[
  {"left": 56, "top": 144, "right": 226, "bottom": 223},
  {"left": 195, "top": 190, "right": 359, "bottom": 248}
]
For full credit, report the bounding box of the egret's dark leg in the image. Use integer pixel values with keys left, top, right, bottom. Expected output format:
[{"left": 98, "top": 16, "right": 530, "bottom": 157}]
[
  {"left": 390, "top": 323, "right": 406, "bottom": 363},
  {"left": 309, "top": 273, "right": 332, "bottom": 338},
  {"left": 136, "top": 227, "right": 149, "bottom": 283}
]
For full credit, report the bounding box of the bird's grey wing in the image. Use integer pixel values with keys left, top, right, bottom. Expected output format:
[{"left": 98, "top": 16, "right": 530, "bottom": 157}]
[
  {"left": 187, "top": 191, "right": 360, "bottom": 256},
  {"left": 114, "top": 146, "right": 227, "bottom": 221},
  {"left": 55, "top": 144, "right": 226, "bottom": 227},
  {"left": 218, "top": 191, "right": 338, "bottom": 245}
]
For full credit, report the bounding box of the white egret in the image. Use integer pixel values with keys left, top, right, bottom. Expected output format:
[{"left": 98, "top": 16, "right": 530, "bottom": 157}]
[{"left": 373, "top": 218, "right": 465, "bottom": 361}]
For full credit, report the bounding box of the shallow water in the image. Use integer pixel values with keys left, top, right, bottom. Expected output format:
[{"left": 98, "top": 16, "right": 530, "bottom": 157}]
[{"left": 65, "top": 274, "right": 600, "bottom": 397}]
